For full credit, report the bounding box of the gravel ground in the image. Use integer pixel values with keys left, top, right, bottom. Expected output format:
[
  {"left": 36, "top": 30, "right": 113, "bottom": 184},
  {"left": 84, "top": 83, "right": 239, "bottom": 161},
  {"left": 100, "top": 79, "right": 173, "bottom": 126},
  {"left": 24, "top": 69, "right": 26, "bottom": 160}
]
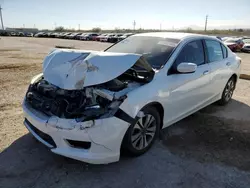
[{"left": 0, "top": 37, "right": 250, "bottom": 188}]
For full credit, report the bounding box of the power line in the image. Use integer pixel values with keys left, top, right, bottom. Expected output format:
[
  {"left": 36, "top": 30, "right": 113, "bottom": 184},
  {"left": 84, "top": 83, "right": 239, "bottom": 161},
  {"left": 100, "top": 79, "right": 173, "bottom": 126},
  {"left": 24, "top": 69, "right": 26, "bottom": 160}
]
[
  {"left": 204, "top": 15, "right": 208, "bottom": 32},
  {"left": 0, "top": 5, "right": 4, "bottom": 30}
]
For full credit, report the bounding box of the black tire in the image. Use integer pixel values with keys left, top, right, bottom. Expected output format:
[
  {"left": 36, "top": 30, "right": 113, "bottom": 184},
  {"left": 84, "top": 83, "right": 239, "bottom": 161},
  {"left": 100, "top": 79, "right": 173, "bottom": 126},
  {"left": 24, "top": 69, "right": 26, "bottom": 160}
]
[
  {"left": 122, "top": 106, "right": 160, "bottom": 156},
  {"left": 218, "top": 77, "right": 236, "bottom": 105}
]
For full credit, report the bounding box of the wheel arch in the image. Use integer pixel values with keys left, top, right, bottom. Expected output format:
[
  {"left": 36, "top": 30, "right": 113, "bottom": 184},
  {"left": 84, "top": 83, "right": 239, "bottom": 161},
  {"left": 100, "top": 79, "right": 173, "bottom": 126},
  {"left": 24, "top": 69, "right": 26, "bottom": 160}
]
[
  {"left": 140, "top": 102, "right": 164, "bottom": 129},
  {"left": 231, "top": 73, "right": 237, "bottom": 83},
  {"left": 120, "top": 101, "right": 164, "bottom": 155}
]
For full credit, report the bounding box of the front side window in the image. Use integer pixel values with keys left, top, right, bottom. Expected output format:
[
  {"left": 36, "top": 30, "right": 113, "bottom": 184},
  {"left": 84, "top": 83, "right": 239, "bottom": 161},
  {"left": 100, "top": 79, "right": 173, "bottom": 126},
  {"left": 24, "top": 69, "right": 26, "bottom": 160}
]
[
  {"left": 205, "top": 40, "right": 223, "bottom": 62},
  {"left": 106, "top": 36, "right": 180, "bottom": 69},
  {"left": 175, "top": 40, "right": 205, "bottom": 66}
]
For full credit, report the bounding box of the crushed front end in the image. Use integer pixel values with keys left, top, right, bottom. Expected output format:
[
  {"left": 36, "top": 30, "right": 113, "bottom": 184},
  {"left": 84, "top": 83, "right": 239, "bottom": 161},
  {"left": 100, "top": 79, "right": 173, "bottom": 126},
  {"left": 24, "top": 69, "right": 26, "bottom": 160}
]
[{"left": 23, "top": 49, "right": 154, "bottom": 164}]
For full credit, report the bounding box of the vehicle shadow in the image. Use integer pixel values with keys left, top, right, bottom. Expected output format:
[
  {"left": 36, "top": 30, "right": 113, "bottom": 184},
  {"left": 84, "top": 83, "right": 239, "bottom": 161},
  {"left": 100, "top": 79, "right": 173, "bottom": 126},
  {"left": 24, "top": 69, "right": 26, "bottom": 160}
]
[
  {"left": 0, "top": 133, "right": 132, "bottom": 187},
  {"left": 162, "top": 99, "right": 250, "bottom": 171},
  {"left": 1, "top": 99, "right": 250, "bottom": 187},
  {"left": 2, "top": 132, "right": 189, "bottom": 188}
]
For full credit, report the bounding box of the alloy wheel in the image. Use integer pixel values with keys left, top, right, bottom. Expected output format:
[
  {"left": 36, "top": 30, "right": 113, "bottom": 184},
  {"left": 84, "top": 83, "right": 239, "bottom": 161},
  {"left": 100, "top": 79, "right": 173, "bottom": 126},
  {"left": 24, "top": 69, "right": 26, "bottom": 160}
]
[
  {"left": 131, "top": 114, "right": 157, "bottom": 150},
  {"left": 224, "top": 80, "right": 235, "bottom": 101}
]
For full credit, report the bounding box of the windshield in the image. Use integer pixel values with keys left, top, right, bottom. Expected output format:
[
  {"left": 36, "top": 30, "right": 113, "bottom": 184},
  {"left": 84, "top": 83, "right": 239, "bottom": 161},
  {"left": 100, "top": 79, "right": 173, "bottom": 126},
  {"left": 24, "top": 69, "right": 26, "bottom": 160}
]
[{"left": 106, "top": 36, "right": 180, "bottom": 69}]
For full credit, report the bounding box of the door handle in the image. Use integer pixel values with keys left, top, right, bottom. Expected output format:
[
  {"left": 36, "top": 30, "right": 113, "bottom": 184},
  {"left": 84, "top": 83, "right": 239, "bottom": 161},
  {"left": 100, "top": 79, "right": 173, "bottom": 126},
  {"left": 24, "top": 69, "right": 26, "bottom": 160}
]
[
  {"left": 203, "top": 70, "right": 209, "bottom": 75},
  {"left": 226, "top": 62, "right": 231, "bottom": 66}
]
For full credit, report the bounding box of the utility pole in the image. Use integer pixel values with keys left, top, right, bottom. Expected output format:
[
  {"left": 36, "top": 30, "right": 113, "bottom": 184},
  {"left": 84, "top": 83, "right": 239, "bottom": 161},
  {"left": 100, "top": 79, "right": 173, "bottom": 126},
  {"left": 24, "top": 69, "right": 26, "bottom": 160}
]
[
  {"left": 133, "top": 20, "right": 136, "bottom": 31},
  {"left": 0, "top": 5, "right": 4, "bottom": 30},
  {"left": 204, "top": 15, "right": 208, "bottom": 32},
  {"left": 160, "top": 23, "right": 162, "bottom": 31}
]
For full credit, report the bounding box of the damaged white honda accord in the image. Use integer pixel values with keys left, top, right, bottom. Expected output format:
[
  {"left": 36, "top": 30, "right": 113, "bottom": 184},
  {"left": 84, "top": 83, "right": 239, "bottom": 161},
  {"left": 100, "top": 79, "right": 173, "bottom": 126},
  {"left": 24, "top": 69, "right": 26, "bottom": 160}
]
[{"left": 23, "top": 32, "right": 241, "bottom": 164}]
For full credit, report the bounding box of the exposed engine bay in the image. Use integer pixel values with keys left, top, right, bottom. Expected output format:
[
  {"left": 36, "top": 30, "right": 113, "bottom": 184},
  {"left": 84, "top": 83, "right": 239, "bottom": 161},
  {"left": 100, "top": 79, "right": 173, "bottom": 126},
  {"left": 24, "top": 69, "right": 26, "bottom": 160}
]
[{"left": 25, "top": 59, "right": 155, "bottom": 122}]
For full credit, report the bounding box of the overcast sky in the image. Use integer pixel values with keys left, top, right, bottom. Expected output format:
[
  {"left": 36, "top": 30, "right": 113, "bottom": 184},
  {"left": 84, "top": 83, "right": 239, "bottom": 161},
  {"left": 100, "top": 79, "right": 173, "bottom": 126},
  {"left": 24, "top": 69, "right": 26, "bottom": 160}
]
[{"left": 1, "top": 0, "right": 250, "bottom": 30}]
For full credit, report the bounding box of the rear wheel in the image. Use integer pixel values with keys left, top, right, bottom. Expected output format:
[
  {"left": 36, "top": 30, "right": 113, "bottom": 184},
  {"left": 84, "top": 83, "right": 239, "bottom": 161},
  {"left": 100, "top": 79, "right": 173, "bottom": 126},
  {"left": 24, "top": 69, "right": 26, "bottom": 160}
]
[
  {"left": 218, "top": 77, "right": 236, "bottom": 105},
  {"left": 122, "top": 107, "right": 160, "bottom": 156}
]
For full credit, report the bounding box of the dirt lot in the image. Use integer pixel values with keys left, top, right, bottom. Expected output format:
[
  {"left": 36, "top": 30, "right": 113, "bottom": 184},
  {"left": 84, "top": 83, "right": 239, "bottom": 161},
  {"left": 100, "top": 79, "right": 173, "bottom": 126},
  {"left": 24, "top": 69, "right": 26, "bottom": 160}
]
[
  {"left": 237, "top": 52, "right": 250, "bottom": 76},
  {"left": 0, "top": 37, "right": 250, "bottom": 188}
]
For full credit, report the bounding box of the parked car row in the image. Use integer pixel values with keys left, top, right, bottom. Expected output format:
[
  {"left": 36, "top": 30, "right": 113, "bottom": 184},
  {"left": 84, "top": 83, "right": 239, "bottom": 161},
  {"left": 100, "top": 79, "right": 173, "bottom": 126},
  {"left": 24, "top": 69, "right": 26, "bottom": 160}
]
[
  {"left": 0, "top": 30, "right": 134, "bottom": 43},
  {"left": 33, "top": 31, "right": 134, "bottom": 43},
  {"left": 0, "top": 31, "right": 34, "bottom": 37},
  {"left": 222, "top": 36, "right": 250, "bottom": 53},
  {"left": 2, "top": 30, "right": 249, "bottom": 51}
]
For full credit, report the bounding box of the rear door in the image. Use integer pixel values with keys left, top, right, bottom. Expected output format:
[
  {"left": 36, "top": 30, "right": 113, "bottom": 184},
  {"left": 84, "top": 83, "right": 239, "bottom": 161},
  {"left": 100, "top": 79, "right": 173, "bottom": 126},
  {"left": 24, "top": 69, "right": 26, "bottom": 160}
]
[{"left": 204, "top": 40, "right": 231, "bottom": 97}]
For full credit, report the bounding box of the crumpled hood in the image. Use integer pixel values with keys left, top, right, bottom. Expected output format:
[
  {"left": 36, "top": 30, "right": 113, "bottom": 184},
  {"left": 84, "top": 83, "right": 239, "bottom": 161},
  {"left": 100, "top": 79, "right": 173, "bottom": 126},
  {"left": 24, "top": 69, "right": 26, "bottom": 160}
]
[{"left": 43, "top": 49, "right": 143, "bottom": 90}]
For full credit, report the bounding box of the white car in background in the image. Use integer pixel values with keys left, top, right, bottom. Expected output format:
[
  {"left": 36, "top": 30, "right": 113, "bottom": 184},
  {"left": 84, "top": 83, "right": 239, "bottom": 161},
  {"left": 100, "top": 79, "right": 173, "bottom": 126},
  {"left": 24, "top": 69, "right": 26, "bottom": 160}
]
[
  {"left": 100, "top": 33, "right": 115, "bottom": 42},
  {"left": 23, "top": 32, "right": 241, "bottom": 164},
  {"left": 118, "top": 33, "right": 134, "bottom": 41},
  {"left": 222, "top": 37, "right": 229, "bottom": 41},
  {"left": 242, "top": 38, "right": 250, "bottom": 52},
  {"left": 96, "top": 33, "right": 108, "bottom": 41},
  {"left": 76, "top": 33, "right": 87, "bottom": 40}
]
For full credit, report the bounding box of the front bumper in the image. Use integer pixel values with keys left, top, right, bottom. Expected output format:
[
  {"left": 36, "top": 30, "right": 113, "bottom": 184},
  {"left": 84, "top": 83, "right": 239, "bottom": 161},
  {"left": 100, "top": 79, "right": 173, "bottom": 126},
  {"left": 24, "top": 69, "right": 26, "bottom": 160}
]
[{"left": 23, "top": 102, "right": 130, "bottom": 164}]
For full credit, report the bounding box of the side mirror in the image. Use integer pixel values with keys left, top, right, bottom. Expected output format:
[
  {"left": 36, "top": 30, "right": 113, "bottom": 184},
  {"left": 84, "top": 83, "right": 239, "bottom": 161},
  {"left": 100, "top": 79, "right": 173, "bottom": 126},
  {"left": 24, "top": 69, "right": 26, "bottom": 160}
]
[{"left": 177, "top": 62, "right": 197, "bottom": 73}]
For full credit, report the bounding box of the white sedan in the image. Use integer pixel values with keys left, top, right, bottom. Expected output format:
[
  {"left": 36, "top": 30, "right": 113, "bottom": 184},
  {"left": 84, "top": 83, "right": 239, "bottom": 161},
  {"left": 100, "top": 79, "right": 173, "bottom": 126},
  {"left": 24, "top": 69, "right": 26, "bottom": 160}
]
[
  {"left": 23, "top": 32, "right": 241, "bottom": 164},
  {"left": 242, "top": 39, "right": 250, "bottom": 52}
]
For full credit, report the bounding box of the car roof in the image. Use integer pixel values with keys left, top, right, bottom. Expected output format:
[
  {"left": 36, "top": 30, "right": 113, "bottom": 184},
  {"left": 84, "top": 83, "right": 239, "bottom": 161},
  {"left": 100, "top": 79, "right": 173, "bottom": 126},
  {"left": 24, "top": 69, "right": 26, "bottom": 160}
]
[{"left": 133, "top": 32, "right": 207, "bottom": 40}]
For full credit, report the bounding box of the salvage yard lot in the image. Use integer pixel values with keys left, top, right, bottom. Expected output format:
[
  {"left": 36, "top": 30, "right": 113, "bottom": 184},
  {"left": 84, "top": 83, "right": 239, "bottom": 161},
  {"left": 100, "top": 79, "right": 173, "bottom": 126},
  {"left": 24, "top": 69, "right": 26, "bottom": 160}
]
[{"left": 0, "top": 37, "right": 250, "bottom": 188}]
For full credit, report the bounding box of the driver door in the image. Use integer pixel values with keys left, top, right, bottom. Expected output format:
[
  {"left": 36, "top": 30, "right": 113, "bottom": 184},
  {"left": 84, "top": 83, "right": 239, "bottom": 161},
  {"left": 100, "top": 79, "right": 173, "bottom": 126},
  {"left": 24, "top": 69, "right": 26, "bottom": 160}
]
[{"left": 163, "top": 40, "right": 213, "bottom": 126}]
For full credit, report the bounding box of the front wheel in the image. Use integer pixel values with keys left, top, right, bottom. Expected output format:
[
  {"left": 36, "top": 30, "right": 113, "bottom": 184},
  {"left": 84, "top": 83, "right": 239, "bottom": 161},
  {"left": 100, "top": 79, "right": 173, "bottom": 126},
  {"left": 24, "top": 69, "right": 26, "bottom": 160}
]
[
  {"left": 122, "top": 107, "right": 160, "bottom": 156},
  {"left": 218, "top": 77, "right": 236, "bottom": 105}
]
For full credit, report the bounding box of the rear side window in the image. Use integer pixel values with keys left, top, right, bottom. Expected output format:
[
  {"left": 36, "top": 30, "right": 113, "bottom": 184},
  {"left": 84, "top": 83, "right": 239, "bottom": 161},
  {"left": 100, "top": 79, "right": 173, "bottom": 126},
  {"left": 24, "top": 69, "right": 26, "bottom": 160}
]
[
  {"left": 205, "top": 40, "right": 223, "bottom": 62},
  {"left": 221, "top": 44, "right": 228, "bottom": 58},
  {"left": 175, "top": 40, "right": 205, "bottom": 66}
]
